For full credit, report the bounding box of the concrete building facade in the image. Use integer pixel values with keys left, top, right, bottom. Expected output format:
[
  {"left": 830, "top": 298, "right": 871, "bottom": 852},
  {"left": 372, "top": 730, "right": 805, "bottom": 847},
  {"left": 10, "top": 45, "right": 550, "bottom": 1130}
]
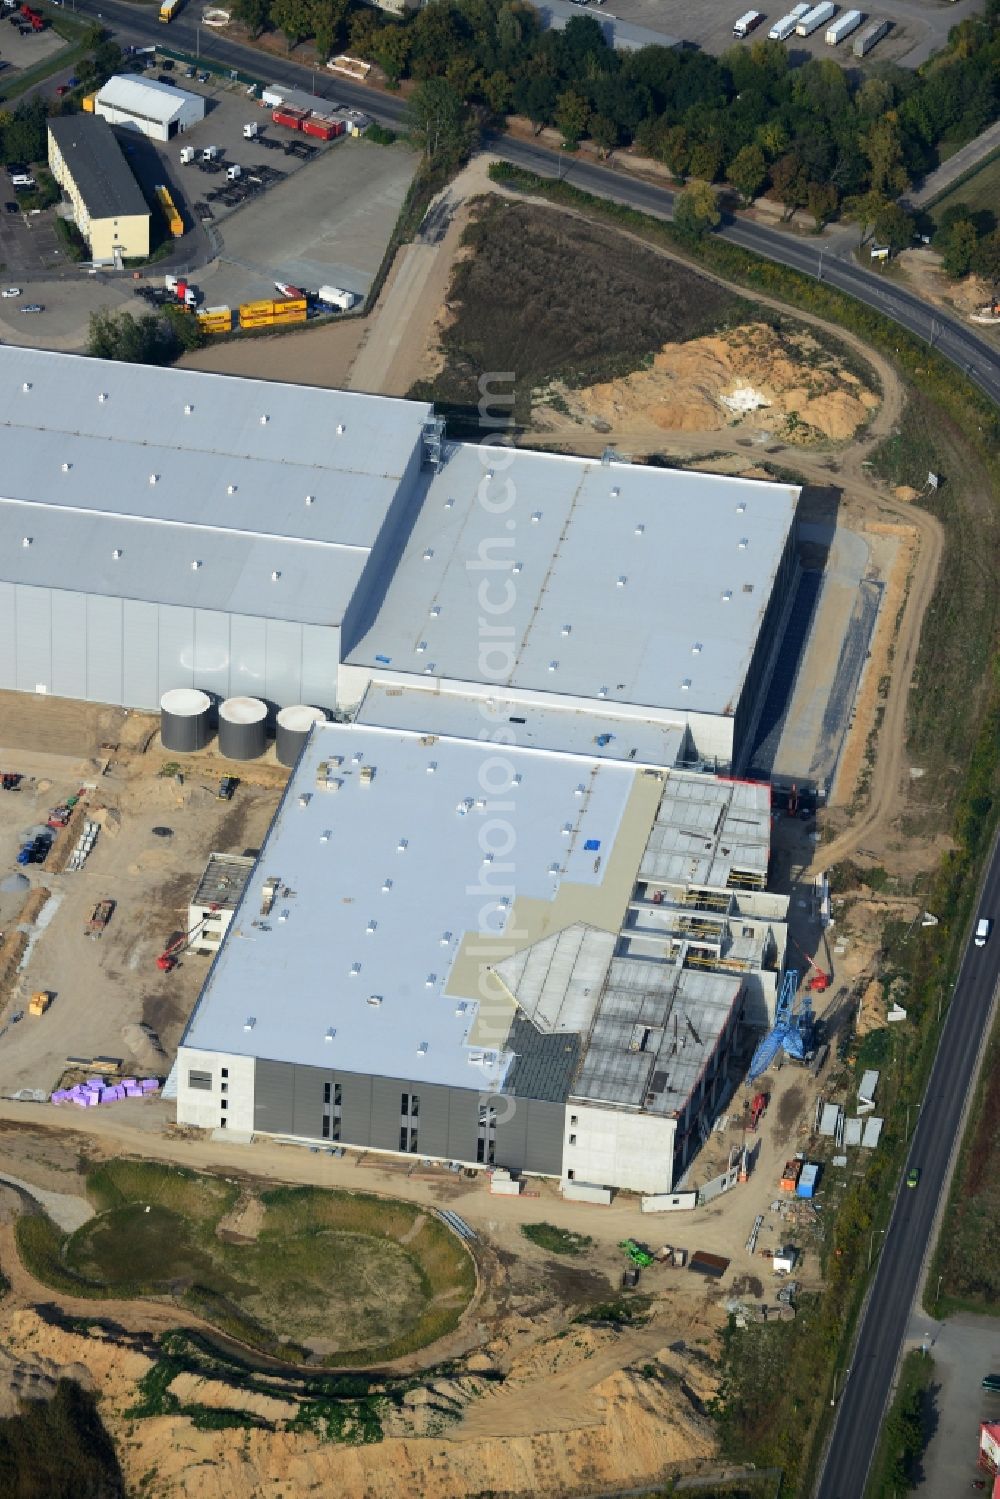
[{"left": 47, "top": 116, "right": 150, "bottom": 263}]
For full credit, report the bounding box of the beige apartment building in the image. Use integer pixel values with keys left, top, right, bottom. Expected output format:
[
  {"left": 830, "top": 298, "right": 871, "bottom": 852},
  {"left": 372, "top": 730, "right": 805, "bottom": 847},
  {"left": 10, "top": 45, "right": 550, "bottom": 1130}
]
[{"left": 48, "top": 114, "right": 150, "bottom": 264}]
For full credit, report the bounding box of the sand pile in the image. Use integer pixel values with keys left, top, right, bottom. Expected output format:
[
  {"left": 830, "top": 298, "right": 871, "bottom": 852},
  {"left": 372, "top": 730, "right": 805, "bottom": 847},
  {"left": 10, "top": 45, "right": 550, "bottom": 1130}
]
[{"left": 539, "top": 322, "right": 879, "bottom": 443}]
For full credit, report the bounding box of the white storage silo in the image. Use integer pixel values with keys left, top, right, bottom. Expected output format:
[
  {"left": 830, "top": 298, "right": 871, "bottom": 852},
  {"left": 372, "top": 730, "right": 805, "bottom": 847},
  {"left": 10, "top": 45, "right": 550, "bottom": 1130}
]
[
  {"left": 275, "top": 705, "right": 326, "bottom": 767},
  {"left": 160, "top": 688, "right": 212, "bottom": 753},
  {"left": 218, "top": 696, "right": 268, "bottom": 760}
]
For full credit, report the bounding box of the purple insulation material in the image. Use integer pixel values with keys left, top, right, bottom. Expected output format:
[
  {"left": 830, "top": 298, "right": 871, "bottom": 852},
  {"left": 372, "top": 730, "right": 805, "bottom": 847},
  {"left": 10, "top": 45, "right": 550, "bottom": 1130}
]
[
  {"left": 86, "top": 1078, "right": 103, "bottom": 1088},
  {"left": 120, "top": 1079, "right": 137, "bottom": 1088},
  {"left": 82, "top": 1095, "right": 99, "bottom": 1107},
  {"left": 139, "top": 1079, "right": 159, "bottom": 1093}
]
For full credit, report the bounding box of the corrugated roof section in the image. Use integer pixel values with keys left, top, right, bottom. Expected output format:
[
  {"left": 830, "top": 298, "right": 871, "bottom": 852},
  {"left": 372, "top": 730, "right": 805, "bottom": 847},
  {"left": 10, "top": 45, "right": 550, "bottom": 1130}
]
[
  {"left": 47, "top": 115, "right": 149, "bottom": 221},
  {"left": 96, "top": 73, "right": 204, "bottom": 125}
]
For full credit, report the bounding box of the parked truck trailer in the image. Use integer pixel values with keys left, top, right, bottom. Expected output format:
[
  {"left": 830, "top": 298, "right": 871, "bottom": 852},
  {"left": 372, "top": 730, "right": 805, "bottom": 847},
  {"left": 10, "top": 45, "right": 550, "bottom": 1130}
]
[
  {"left": 159, "top": 0, "right": 183, "bottom": 19},
  {"left": 733, "top": 8, "right": 764, "bottom": 36},
  {"left": 796, "top": 1, "right": 836, "bottom": 34},
  {"left": 853, "top": 15, "right": 889, "bottom": 52},
  {"left": 769, "top": 4, "right": 810, "bottom": 39},
  {"left": 826, "top": 8, "right": 862, "bottom": 42}
]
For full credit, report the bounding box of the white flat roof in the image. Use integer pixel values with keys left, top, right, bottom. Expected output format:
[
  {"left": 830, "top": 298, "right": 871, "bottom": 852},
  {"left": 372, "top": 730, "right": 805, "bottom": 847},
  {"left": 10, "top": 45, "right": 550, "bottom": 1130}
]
[
  {"left": 0, "top": 349, "right": 431, "bottom": 624},
  {"left": 347, "top": 445, "right": 798, "bottom": 718},
  {"left": 182, "top": 722, "right": 644, "bottom": 1089},
  {"left": 640, "top": 776, "right": 772, "bottom": 888},
  {"left": 97, "top": 74, "right": 204, "bottom": 124},
  {"left": 357, "top": 683, "right": 686, "bottom": 767}
]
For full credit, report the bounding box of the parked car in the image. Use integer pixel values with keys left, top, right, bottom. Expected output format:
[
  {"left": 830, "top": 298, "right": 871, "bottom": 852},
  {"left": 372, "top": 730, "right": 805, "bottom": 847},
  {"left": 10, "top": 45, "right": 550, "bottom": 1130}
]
[
  {"left": 217, "top": 776, "right": 238, "bottom": 800},
  {"left": 4, "top": 202, "right": 19, "bottom": 214},
  {"left": 55, "top": 83, "right": 69, "bottom": 95},
  {"left": 20, "top": 303, "right": 43, "bottom": 313},
  {"left": 1, "top": 287, "right": 21, "bottom": 298}
]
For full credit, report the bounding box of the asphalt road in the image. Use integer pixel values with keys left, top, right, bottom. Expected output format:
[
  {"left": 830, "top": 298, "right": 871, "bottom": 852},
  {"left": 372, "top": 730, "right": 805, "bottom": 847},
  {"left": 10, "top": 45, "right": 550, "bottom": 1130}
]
[
  {"left": 73, "top": 0, "right": 1000, "bottom": 408},
  {"left": 816, "top": 850, "right": 1000, "bottom": 1499}
]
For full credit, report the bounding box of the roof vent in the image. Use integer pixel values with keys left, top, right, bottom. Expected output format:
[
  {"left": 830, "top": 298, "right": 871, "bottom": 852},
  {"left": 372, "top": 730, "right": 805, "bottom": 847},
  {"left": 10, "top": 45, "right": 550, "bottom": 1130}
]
[
  {"left": 512, "top": 561, "right": 523, "bottom": 575},
  {"left": 423, "top": 548, "right": 434, "bottom": 561},
  {"left": 325, "top": 1027, "right": 336, "bottom": 1042},
  {"left": 320, "top": 830, "right": 331, "bottom": 842},
  {"left": 548, "top": 862, "right": 561, "bottom": 875},
  {"left": 598, "top": 686, "right": 609, "bottom": 698},
  {"left": 112, "top": 549, "right": 123, "bottom": 560},
  {"left": 21, "top": 536, "right": 32, "bottom": 548},
  {"left": 548, "top": 660, "right": 558, "bottom": 672},
  {"left": 336, "top": 423, "right": 345, "bottom": 435},
  {"left": 227, "top": 483, "right": 237, "bottom": 495},
  {"left": 444, "top": 496, "right": 454, "bottom": 509},
  {"left": 305, "top": 494, "right": 315, "bottom": 506},
  {"left": 416, "top": 641, "right": 427, "bottom": 653},
  {"left": 191, "top": 560, "right": 202, "bottom": 571},
  {"left": 366, "top": 994, "right": 382, "bottom": 1007},
  {"left": 98, "top": 392, "right": 108, "bottom": 403},
  {"left": 736, "top": 501, "right": 746, "bottom": 514},
  {"left": 350, "top": 962, "right": 361, "bottom": 977},
  {"left": 425, "top": 973, "right": 436, "bottom": 987},
  {"left": 617, "top": 575, "right": 627, "bottom": 588},
  {"left": 426, "top": 760, "right": 437, "bottom": 774},
  {"left": 260, "top": 414, "right": 269, "bottom": 425},
  {"left": 692, "top": 642, "right": 703, "bottom": 654},
  {"left": 429, "top": 605, "right": 441, "bottom": 617},
  {"left": 738, "top": 537, "right": 749, "bottom": 549},
  {"left": 423, "top": 663, "right": 436, "bottom": 674},
  {"left": 635, "top": 522, "right": 645, "bottom": 535},
  {"left": 397, "top": 838, "right": 408, "bottom": 852},
  {"left": 531, "top": 510, "right": 542, "bottom": 523},
  {"left": 721, "top": 589, "right": 733, "bottom": 602},
  {"left": 574, "top": 784, "right": 585, "bottom": 796},
  {"left": 149, "top": 474, "right": 159, "bottom": 485},
  {"left": 366, "top": 919, "right": 377, "bottom": 934},
  {"left": 21, "top": 383, "right": 31, "bottom": 392},
  {"left": 681, "top": 678, "right": 691, "bottom": 691},
  {"left": 381, "top": 878, "right": 393, "bottom": 892},
  {"left": 184, "top": 403, "right": 194, "bottom": 415},
  {"left": 61, "top": 462, "right": 71, "bottom": 472},
  {"left": 562, "top": 822, "right": 573, "bottom": 836},
  {"left": 561, "top": 624, "right": 572, "bottom": 636},
  {"left": 243, "top": 1016, "right": 256, "bottom": 1031},
  {"left": 271, "top": 570, "right": 281, "bottom": 581},
  {"left": 417, "top": 1041, "right": 428, "bottom": 1055},
  {"left": 610, "top": 486, "right": 620, "bottom": 498},
  {"left": 440, "top": 930, "right": 452, "bottom": 945}
]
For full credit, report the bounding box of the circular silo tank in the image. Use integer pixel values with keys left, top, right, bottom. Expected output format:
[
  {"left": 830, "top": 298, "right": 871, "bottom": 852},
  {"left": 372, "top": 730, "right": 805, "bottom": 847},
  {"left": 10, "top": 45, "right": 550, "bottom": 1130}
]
[
  {"left": 160, "top": 688, "right": 212, "bottom": 753},
  {"left": 218, "top": 696, "right": 268, "bottom": 761},
  {"left": 276, "top": 705, "right": 327, "bottom": 767}
]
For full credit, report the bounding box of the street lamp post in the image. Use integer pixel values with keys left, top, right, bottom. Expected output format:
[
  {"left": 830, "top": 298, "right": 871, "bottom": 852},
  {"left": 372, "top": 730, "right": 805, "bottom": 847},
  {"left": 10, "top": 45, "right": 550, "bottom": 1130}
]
[{"left": 830, "top": 1368, "right": 839, "bottom": 1406}]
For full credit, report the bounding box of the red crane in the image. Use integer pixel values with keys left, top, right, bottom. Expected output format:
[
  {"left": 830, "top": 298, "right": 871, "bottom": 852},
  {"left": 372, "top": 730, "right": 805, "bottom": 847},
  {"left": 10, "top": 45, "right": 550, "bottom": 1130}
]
[{"left": 155, "top": 907, "right": 219, "bottom": 972}]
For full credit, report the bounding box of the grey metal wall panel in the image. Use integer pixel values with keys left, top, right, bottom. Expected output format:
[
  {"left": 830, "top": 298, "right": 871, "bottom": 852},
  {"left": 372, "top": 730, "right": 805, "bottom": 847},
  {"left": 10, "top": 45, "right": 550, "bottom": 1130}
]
[
  {"left": 122, "top": 600, "right": 159, "bottom": 709},
  {"left": 299, "top": 624, "right": 340, "bottom": 712},
  {"left": 292, "top": 1064, "right": 325, "bottom": 1139},
  {"left": 265, "top": 620, "right": 302, "bottom": 707},
  {"left": 157, "top": 604, "right": 194, "bottom": 697},
  {"left": 522, "top": 1100, "right": 565, "bottom": 1175},
  {"left": 85, "top": 595, "right": 123, "bottom": 704},
  {"left": 50, "top": 591, "right": 87, "bottom": 700},
  {"left": 339, "top": 1070, "right": 372, "bottom": 1148},
  {"left": 446, "top": 1088, "right": 479, "bottom": 1163},
  {"left": 193, "top": 610, "right": 231, "bottom": 700},
  {"left": 229, "top": 614, "right": 267, "bottom": 700},
  {"left": 253, "top": 1058, "right": 294, "bottom": 1135},
  {"left": 410, "top": 1082, "right": 450, "bottom": 1159},
  {"left": 493, "top": 1095, "right": 528, "bottom": 1171},
  {"left": 15, "top": 587, "right": 51, "bottom": 693},
  {"left": 0, "top": 584, "right": 15, "bottom": 689},
  {"left": 370, "top": 1074, "right": 405, "bottom": 1153}
]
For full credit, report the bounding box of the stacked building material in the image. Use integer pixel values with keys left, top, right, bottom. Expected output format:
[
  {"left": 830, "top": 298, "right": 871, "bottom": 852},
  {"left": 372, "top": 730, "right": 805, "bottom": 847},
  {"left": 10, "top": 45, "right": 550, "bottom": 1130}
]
[{"left": 51, "top": 1077, "right": 159, "bottom": 1106}]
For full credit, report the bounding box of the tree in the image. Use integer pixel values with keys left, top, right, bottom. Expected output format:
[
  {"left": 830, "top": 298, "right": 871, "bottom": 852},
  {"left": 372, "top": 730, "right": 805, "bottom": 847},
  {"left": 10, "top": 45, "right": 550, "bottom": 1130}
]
[
  {"left": 656, "top": 123, "right": 690, "bottom": 179},
  {"left": 588, "top": 112, "right": 620, "bottom": 158},
  {"left": 369, "top": 23, "right": 411, "bottom": 85},
  {"left": 769, "top": 151, "right": 807, "bottom": 210},
  {"left": 310, "top": 0, "right": 348, "bottom": 61},
  {"left": 873, "top": 201, "right": 914, "bottom": 254},
  {"left": 806, "top": 181, "right": 838, "bottom": 230},
  {"left": 971, "top": 231, "right": 1000, "bottom": 286},
  {"left": 861, "top": 115, "right": 909, "bottom": 196},
  {"left": 688, "top": 138, "right": 722, "bottom": 182},
  {"left": 729, "top": 143, "right": 766, "bottom": 205},
  {"left": 941, "top": 218, "right": 979, "bottom": 278},
  {"left": 673, "top": 180, "right": 720, "bottom": 240},
  {"left": 407, "top": 76, "right": 474, "bottom": 168},
  {"left": 845, "top": 189, "right": 889, "bottom": 241},
  {"left": 232, "top": 0, "right": 270, "bottom": 36},
  {"left": 271, "top": 0, "right": 311, "bottom": 49},
  {"left": 87, "top": 309, "right": 189, "bottom": 366},
  {"left": 554, "top": 87, "right": 589, "bottom": 149}
]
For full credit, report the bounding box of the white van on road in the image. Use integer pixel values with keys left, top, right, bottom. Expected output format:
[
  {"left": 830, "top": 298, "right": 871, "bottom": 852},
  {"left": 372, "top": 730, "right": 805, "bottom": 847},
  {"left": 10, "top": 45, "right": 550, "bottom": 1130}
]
[{"left": 974, "top": 917, "right": 992, "bottom": 947}]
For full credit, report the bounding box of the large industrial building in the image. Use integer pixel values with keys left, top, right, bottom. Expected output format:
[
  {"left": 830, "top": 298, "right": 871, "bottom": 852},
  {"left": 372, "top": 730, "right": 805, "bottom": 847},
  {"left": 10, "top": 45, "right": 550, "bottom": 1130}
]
[
  {"left": 175, "top": 718, "right": 788, "bottom": 1193},
  {"left": 94, "top": 75, "right": 206, "bottom": 141},
  {"left": 47, "top": 116, "right": 151, "bottom": 264},
  {"left": 0, "top": 347, "right": 798, "bottom": 773}
]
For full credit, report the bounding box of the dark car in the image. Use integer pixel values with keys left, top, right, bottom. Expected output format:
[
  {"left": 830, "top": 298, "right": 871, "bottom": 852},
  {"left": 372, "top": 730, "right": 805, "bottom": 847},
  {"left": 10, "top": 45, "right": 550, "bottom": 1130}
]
[
  {"left": 55, "top": 84, "right": 69, "bottom": 96},
  {"left": 217, "top": 776, "right": 238, "bottom": 800},
  {"left": 4, "top": 202, "right": 19, "bottom": 214}
]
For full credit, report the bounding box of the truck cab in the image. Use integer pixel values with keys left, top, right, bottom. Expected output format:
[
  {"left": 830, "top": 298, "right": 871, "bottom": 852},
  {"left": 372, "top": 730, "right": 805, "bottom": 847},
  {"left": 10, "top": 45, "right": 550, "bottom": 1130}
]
[{"left": 975, "top": 917, "right": 992, "bottom": 948}]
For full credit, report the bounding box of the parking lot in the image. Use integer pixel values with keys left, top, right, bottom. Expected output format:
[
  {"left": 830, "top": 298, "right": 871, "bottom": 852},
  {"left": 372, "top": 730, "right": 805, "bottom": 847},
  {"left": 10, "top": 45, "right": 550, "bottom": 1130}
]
[
  {"left": 0, "top": 692, "right": 286, "bottom": 1098},
  {"left": 575, "top": 0, "right": 982, "bottom": 70},
  {"left": 0, "top": 13, "right": 64, "bottom": 79}
]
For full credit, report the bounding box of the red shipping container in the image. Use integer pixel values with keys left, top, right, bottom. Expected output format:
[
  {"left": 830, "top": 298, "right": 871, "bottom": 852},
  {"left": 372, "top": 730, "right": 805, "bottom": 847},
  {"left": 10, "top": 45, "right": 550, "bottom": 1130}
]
[
  {"left": 272, "top": 107, "right": 307, "bottom": 130},
  {"left": 302, "top": 118, "right": 335, "bottom": 140}
]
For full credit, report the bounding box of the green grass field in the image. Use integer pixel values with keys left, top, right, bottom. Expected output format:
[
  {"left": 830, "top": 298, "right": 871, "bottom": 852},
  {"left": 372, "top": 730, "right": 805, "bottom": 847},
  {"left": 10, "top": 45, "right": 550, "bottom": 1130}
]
[
  {"left": 22, "top": 1161, "right": 476, "bottom": 1366},
  {"left": 927, "top": 151, "right": 1000, "bottom": 225}
]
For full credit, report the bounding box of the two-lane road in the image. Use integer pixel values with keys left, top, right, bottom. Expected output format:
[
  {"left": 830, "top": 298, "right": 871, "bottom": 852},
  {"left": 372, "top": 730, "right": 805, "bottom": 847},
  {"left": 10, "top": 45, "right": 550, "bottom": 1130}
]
[{"left": 816, "top": 846, "right": 1000, "bottom": 1499}]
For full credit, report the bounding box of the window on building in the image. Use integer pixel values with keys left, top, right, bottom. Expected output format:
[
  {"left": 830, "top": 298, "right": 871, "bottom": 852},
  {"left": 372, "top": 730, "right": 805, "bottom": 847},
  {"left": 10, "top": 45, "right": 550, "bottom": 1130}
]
[
  {"left": 324, "top": 1082, "right": 331, "bottom": 1104},
  {"left": 569, "top": 1134, "right": 577, "bottom": 1146},
  {"left": 220, "top": 1082, "right": 228, "bottom": 1095},
  {"left": 322, "top": 1116, "right": 330, "bottom": 1139},
  {"left": 219, "top": 1118, "right": 227, "bottom": 1129},
  {"left": 322, "top": 1079, "right": 343, "bottom": 1141},
  {"left": 566, "top": 1169, "right": 575, "bottom": 1181},
  {"left": 188, "top": 1070, "right": 211, "bottom": 1090},
  {"left": 477, "top": 1103, "right": 497, "bottom": 1167},
  {"left": 220, "top": 1100, "right": 227, "bottom": 1111},
  {"left": 570, "top": 1114, "right": 578, "bottom": 1127},
  {"left": 221, "top": 1067, "right": 229, "bottom": 1079},
  {"left": 400, "top": 1126, "right": 409, "bottom": 1152}
]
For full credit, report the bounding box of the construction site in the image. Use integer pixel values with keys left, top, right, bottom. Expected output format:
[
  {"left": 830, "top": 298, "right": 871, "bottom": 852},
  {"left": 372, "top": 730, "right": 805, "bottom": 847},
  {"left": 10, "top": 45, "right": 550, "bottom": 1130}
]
[{"left": 0, "top": 159, "right": 964, "bottom": 1499}]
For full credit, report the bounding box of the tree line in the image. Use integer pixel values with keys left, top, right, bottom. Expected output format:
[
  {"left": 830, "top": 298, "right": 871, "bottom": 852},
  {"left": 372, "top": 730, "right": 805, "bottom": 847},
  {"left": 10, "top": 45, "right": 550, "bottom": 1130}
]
[{"left": 232, "top": 0, "right": 997, "bottom": 222}]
